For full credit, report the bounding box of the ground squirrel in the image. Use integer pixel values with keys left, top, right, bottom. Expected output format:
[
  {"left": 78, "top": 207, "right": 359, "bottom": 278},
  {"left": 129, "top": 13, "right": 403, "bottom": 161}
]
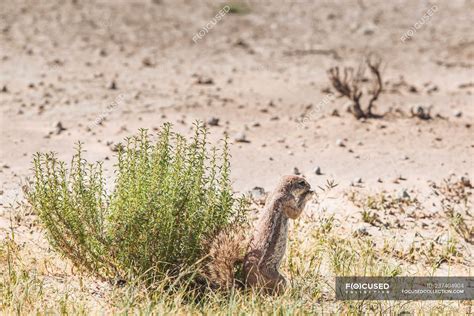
[
  {"left": 243, "top": 175, "right": 313, "bottom": 293},
  {"left": 204, "top": 175, "right": 313, "bottom": 292}
]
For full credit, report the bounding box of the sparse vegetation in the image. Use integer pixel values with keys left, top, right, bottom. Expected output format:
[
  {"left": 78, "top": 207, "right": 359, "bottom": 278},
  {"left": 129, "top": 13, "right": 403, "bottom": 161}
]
[
  {"left": 328, "top": 54, "right": 383, "bottom": 119},
  {"left": 2, "top": 208, "right": 468, "bottom": 314},
  {"left": 224, "top": 2, "right": 251, "bottom": 14},
  {"left": 25, "top": 123, "right": 248, "bottom": 285},
  {"left": 431, "top": 176, "right": 473, "bottom": 244},
  {"left": 361, "top": 209, "right": 378, "bottom": 225}
]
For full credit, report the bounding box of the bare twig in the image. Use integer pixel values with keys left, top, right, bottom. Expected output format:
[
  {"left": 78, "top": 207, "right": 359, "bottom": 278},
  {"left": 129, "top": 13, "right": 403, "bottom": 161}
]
[
  {"left": 327, "top": 54, "right": 384, "bottom": 119},
  {"left": 328, "top": 66, "right": 365, "bottom": 119},
  {"left": 366, "top": 55, "right": 383, "bottom": 117}
]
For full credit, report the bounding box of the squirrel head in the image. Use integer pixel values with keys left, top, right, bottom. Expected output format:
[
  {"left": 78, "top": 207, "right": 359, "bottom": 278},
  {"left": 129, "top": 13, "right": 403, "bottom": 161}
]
[
  {"left": 279, "top": 175, "right": 311, "bottom": 196},
  {"left": 278, "top": 175, "right": 314, "bottom": 218}
]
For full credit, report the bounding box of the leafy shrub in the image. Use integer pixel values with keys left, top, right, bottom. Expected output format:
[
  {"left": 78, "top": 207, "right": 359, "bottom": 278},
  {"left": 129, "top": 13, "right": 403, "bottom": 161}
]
[{"left": 27, "top": 123, "right": 248, "bottom": 284}]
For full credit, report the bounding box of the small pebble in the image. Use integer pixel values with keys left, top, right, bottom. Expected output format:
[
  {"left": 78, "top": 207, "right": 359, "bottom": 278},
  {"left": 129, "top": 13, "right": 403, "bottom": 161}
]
[
  {"left": 207, "top": 117, "right": 219, "bottom": 126},
  {"left": 142, "top": 57, "right": 154, "bottom": 67},
  {"left": 108, "top": 80, "right": 117, "bottom": 90},
  {"left": 234, "top": 132, "right": 249, "bottom": 143},
  {"left": 249, "top": 186, "right": 266, "bottom": 201},
  {"left": 54, "top": 121, "right": 66, "bottom": 135},
  {"left": 460, "top": 176, "right": 471, "bottom": 188},
  {"left": 353, "top": 226, "right": 370, "bottom": 237},
  {"left": 398, "top": 189, "right": 410, "bottom": 200},
  {"left": 196, "top": 77, "right": 214, "bottom": 85},
  {"left": 293, "top": 167, "right": 301, "bottom": 175},
  {"left": 336, "top": 139, "right": 345, "bottom": 147},
  {"left": 314, "top": 166, "right": 322, "bottom": 175}
]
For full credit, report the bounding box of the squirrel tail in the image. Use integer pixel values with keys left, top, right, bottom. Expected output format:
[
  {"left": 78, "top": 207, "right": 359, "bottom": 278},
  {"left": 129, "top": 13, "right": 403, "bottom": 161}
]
[{"left": 202, "top": 227, "right": 248, "bottom": 290}]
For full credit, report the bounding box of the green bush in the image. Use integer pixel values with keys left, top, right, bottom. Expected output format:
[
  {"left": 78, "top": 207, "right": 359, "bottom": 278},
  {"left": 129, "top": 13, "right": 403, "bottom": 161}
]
[{"left": 27, "top": 123, "right": 248, "bottom": 284}]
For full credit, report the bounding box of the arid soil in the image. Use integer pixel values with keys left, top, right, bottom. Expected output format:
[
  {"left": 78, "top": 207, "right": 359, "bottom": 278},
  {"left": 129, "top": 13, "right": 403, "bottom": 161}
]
[{"left": 0, "top": 0, "right": 473, "bottom": 310}]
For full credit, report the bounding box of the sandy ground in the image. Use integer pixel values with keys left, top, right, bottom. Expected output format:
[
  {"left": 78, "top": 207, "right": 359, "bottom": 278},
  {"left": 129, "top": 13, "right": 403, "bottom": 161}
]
[{"left": 0, "top": 0, "right": 473, "bottom": 290}]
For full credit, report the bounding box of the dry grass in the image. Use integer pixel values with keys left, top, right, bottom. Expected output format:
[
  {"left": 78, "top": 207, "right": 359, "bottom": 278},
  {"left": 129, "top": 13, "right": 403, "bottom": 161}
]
[
  {"left": 431, "top": 175, "right": 473, "bottom": 244},
  {"left": 1, "top": 196, "right": 471, "bottom": 315}
]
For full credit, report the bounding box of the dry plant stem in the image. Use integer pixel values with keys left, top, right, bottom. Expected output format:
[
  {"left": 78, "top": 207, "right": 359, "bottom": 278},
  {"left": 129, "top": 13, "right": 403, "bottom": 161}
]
[
  {"left": 328, "top": 55, "right": 383, "bottom": 119},
  {"left": 366, "top": 56, "right": 383, "bottom": 117},
  {"left": 328, "top": 67, "right": 365, "bottom": 119}
]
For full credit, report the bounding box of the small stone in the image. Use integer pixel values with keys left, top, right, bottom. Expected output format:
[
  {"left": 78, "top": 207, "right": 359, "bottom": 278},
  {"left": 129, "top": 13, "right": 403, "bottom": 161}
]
[
  {"left": 98, "top": 48, "right": 107, "bottom": 57},
  {"left": 398, "top": 189, "right": 410, "bottom": 200},
  {"left": 108, "top": 80, "right": 117, "bottom": 90},
  {"left": 142, "top": 57, "right": 154, "bottom": 67},
  {"left": 249, "top": 186, "right": 266, "bottom": 202},
  {"left": 361, "top": 23, "right": 376, "bottom": 36},
  {"left": 1, "top": 85, "right": 7, "bottom": 93},
  {"left": 110, "top": 143, "right": 124, "bottom": 152},
  {"left": 54, "top": 121, "right": 66, "bottom": 134},
  {"left": 207, "top": 117, "right": 219, "bottom": 126},
  {"left": 331, "top": 109, "right": 340, "bottom": 117},
  {"left": 314, "top": 166, "right": 322, "bottom": 175},
  {"left": 460, "top": 176, "right": 471, "bottom": 188},
  {"left": 377, "top": 178, "right": 383, "bottom": 183},
  {"left": 293, "top": 167, "right": 301, "bottom": 175},
  {"left": 402, "top": 155, "right": 409, "bottom": 160},
  {"left": 336, "top": 139, "right": 345, "bottom": 147},
  {"left": 196, "top": 76, "right": 214, "bottom": 85},
  {"left": 234, "top": 132, "right": 249, "bottom": 143},
  {"left": 453, "top": 110, "right": 462, "bottom": 118},
  {"left": 353, "top": 225, "right": 370, "bottom": 237},
  {"left": 435, "top": 233, "right": 449, "bottom": 245}
]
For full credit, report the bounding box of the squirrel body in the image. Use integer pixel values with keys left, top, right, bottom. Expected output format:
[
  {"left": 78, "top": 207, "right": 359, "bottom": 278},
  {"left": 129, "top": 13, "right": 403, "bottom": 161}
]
[
  {"left": 204, "top": 175, "right": 313, "bottom": 293},
  {"left": 244, "top": 175, "right": 313, "bottom": 293}
]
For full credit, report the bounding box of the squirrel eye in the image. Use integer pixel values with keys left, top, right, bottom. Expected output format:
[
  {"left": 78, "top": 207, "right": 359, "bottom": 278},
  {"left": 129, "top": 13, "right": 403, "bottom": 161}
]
[{"left": 298, "top": 180, "right": 306, "bottom": 186}]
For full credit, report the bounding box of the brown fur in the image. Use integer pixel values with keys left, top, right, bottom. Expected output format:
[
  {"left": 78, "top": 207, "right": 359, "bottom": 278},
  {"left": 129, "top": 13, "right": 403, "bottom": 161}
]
[
  {"left": 202, "top": 227, "right": 247, "bottom": 290},
  {"left": 204, "top": 175, "right": 313, "bottom": 293},
  {"left": 243, "top": 175, "right": 313, "bottom": 293}
]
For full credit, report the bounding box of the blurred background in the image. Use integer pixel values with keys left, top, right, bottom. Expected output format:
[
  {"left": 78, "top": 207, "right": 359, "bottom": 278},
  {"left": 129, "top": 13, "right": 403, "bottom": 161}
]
[{"left": 0, "top": 0, "right": 472, "bottom": 196}]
